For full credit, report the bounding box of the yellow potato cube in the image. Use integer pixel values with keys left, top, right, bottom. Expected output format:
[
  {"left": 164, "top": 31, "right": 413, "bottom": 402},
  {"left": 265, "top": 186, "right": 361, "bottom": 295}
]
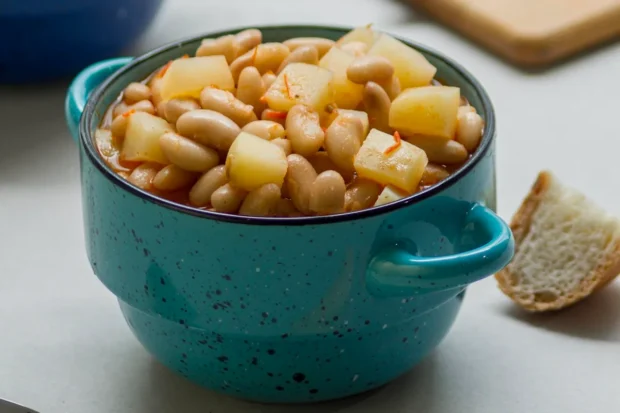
[
  {"left": 319, "top": 47, "right": 364, "bottom": 109},
  {"left": 160, "top": 56, "right": 235, "bottom": 101},
  {"left": 263, "top": 63, "right": 334, "bottom": 113},
  {"left": 336, "top": 25, "right": 377, "bottom": 48},
  {"left": 389, "top": 86, "right": 460, "bottom": 139},
  {"left": 375, "top": 185, "right": 409, "bottom": 206},
  {"left": 337, "top": 109, "right": 369, "bottom": 138},
  {"left": 368, "top": 34, "right": 437, "bottom": 89},
  {"left": 354, "top": 128, "right": 428, "bottom": 193},
  {"left": 225, "top": 132, "right": 288, "bottom": 191},
  {"left": 122, "top": 112, "right": 173, "bottom": 164}
]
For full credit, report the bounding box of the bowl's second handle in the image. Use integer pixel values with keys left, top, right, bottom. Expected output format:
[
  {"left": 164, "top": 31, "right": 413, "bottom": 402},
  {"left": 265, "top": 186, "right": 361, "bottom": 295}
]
[
  {"left": 366, "top": 203, "right": 514, "bottom": 297},
  {"left": 65, "top": 57, "right": 133, "bottom": 142}
]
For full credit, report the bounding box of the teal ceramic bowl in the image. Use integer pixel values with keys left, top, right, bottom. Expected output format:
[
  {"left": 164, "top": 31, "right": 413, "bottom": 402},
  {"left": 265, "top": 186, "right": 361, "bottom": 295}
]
[{"left": 65, "top": 25, "right": 514, "bottom": 403}]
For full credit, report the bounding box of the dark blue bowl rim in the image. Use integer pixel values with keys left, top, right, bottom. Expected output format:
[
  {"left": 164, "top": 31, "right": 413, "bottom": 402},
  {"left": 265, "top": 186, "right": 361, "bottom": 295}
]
[{"left": 80, "top": 24, "right": 496, "bottom": 226}]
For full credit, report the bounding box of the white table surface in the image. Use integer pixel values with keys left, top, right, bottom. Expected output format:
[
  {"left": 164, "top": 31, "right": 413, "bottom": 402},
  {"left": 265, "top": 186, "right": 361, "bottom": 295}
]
[{"left": 1, "top": 0, "right": 619, "bottom": 412}]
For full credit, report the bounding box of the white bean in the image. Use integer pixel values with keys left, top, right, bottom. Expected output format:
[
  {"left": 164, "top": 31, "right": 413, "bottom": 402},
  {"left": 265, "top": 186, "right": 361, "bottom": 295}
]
[
  {"left": 159, "top": 132, "right": 220, "bottom": 172},
  {"left": 309, "top": 171, "right": 346, "bottom": 215},
  {"left": 189, "top": 165, "right": 228, "bottom": 207}
]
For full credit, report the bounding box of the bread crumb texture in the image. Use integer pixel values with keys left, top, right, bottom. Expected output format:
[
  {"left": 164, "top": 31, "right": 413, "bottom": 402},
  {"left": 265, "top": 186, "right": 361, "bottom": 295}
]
[{"left": 496, "top": 171, "right": 620, "bottom": 311}]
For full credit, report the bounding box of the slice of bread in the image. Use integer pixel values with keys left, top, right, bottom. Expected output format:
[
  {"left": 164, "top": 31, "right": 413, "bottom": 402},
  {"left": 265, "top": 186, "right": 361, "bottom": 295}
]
[{"left": 496, "top": 171, "right": 620, "bottom": 312}]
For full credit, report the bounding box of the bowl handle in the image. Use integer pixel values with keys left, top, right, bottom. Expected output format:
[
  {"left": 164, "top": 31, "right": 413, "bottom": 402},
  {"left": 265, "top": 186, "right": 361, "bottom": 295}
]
[
  {"left": 65, "top": 57, "right": 134, "bottom": 142},
  {"left": 366, "top": 203, "right": 514, "bottom": 297}
]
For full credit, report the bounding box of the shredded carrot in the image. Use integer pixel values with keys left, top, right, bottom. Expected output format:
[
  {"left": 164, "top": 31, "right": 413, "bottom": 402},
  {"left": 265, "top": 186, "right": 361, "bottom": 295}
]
[
  {"left": 265, "top": 110, "right": 288, "bottom": 120},
  {"left": 251, "top": 46, "right": 259, "bottom": 66},
  {"left": 122, "top": 109, "right": 136, "bottom": 118},
  {"left": 181, "top": 54, "right": 189, "bottom": 59},
  {"left": 384, "top": 131, "right": 402, "bottom": 155},
  {"left": 157, "top": 60, "right": 173, "bottom": 78},
  {"left": 283, "top": 74, "right": 293, "bottom": 99}
]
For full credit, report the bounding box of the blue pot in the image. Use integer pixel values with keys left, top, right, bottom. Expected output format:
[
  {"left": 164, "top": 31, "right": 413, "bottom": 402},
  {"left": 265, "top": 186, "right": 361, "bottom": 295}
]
[
  {"left": 65, "top": 25, "right": 514, "bottom": 403},
  {"left": 0, "top": 0, "right": 163, "bottom": 83}
]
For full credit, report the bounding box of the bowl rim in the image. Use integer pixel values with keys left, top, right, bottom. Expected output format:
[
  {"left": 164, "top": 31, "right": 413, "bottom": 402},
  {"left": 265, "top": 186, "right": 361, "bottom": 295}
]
[{"left": 80, "top": 24, "right": 496, "bottom": 226}]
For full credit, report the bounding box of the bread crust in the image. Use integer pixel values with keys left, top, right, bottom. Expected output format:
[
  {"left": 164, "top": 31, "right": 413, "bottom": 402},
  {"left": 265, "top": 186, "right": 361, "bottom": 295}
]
[{"left": 495, "top": 171, "right": 620, "bottom": 311}]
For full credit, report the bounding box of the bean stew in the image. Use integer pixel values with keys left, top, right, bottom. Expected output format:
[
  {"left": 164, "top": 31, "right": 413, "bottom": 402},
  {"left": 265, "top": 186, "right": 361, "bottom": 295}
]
[{"left": 96, "top": 25, "right": 484, "bottom": 217}]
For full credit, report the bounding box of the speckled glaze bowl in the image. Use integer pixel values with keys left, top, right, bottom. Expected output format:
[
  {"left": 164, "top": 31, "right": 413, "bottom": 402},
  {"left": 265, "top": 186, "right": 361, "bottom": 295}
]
[{"left": 65, "top": 26, "right": 514, "bottom": 403}]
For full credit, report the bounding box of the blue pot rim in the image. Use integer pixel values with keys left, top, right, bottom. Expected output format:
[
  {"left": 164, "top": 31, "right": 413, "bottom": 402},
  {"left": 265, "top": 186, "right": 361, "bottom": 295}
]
[{"left": 79, "top": 24, "right": 496, "bottom": 226}]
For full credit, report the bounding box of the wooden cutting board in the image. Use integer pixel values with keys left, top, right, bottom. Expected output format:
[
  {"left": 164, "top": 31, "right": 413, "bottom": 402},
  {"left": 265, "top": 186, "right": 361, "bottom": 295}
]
[{"left": 408, "top": 0, "right": 620, "bottom": 67}]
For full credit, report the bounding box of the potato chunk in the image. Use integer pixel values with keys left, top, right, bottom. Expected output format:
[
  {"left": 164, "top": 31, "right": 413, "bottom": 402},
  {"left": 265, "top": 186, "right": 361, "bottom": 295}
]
[
  {"left": 390, "top": 86, "right": 460, "bottom": 139},
  {"left": 336, "top": 25, "right": 377, "bottom": 48},
  {"left": 160, "top": 56, "right": 234, "bottom": 100},
  {"left": 337, "top": 109, "right": 369, "bottom": 138},
  {"left": 122, "top": 112, "right": 173, "bottom": 164},
  {"left": 375, "top": 185, "right": 409, "bottom": 206},
  {"left": 354, "top": 129, "right": 427, "bottom": 193},
  {"left": 263, "top": 63, "right": 333, "bottom": 113},
  {"left": 368, "top": 34, "right": 436, "bottom": 89},
  {"left": 319, "top": 47, "right": 364, "bottom": 109},
  {"left": 225, "top": 132, "right": 288, "bottom": 191}
]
